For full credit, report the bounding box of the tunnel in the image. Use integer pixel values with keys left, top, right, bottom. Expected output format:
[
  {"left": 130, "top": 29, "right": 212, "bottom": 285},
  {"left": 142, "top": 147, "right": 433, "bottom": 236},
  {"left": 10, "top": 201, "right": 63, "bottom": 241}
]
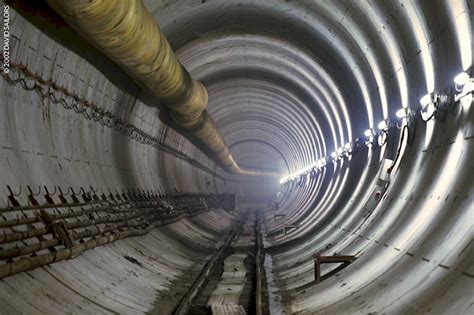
[{"left": 0, "top": 0, "right": 473, "bottom": 314}]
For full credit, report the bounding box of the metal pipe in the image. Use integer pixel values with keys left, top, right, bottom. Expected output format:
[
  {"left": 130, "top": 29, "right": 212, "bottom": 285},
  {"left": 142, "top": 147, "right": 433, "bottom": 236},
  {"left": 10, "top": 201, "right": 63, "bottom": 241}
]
[{"left": 45, "top": 0, "right": 272, "bottom": 176}]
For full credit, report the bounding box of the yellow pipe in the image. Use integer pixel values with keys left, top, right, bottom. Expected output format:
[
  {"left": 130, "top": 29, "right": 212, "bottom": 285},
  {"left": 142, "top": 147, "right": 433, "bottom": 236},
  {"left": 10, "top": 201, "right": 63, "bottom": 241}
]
[{"left": 47, "top": 0, "right": 271, "bottom": 176}]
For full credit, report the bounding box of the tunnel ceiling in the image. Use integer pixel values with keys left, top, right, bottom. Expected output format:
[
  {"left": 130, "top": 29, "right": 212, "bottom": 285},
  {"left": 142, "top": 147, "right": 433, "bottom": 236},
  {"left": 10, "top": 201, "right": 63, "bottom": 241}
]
[{"left": 145, "top": 0, "right": 472, "bottom": 191}]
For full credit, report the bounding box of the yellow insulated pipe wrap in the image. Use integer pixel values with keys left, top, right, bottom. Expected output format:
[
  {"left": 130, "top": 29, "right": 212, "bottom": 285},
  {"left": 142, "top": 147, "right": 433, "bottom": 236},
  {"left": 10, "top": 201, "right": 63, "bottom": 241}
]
[
  {"left": 46, "top": 0, "right": 205, "bottom": 119},
  {"left": 46, "top": 0, "right": 265, "bottom": 175}
]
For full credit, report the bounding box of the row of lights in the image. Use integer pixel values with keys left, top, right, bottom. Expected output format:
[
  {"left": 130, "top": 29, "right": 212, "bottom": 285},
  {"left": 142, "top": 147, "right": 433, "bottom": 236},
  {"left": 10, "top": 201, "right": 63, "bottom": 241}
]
[
  {"left": 279, "top": 158, "right": 328, "bottom": 184},
  {"left": 280, "top": 71, "right": 473, "bottom": 185}
]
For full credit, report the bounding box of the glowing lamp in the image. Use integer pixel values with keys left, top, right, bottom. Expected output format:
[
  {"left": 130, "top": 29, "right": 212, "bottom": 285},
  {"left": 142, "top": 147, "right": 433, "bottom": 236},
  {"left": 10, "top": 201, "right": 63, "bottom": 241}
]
[
  {"left": 454, "top": 72, "right": 470, "bottom": 86},
  {"left": 396, "top": 108, "right": 407, "bottom": 119},
  {"left": 377, "top": 120, "right": 388, "bottom": 130},
  {"left": 420, "top": 93, "right": 433, "bottom": 108}
]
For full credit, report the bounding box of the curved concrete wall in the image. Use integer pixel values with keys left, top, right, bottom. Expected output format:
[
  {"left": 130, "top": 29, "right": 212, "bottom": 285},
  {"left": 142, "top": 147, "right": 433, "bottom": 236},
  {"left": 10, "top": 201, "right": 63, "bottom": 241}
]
[
  {"left": 0, "top": 210, "right": 237, "bottom": 314},
  {"left": 0, "top": 0, "right": 473, "bottom": 314}
]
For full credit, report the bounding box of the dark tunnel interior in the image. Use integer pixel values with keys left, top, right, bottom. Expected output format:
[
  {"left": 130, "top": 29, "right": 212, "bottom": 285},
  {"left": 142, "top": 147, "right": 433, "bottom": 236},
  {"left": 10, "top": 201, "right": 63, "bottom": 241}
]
[{"left": 0, "top": 0, "right": 473, "bottom": 314}]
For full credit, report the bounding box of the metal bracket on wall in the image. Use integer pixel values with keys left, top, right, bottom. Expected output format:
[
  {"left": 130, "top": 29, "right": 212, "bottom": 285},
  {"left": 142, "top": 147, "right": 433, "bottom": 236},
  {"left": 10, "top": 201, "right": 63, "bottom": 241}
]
[
  {"left": 274, "top": 213, "right": 285, "bottom": 221},
  {"left": 283, "top": 224, "right": 300, "bottom": 235},
  {"left": 313, "top": 253, "right": 356, "bottom": 283},
  {"left": 6, "top": 185, "right": 21, "bottom": 207}
]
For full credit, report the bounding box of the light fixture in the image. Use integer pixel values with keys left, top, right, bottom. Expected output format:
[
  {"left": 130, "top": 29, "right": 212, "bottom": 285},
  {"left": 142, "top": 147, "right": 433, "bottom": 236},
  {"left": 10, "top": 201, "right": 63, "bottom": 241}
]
[
  {"left": 420, "top": 93, "right": 435, "bottom": 108},
  {"left": 279, "top": 156, "right": 331, "bottom": 184},
  {"left": 454, "top": 72, "right": 474, "bottom": 101},
  {"left": 319, "top": 158, "right": 327, "bottom": 168},
  {"left": 317, "top": 159, "right": 322, "bottom": 168},
  {"left": 377, "top": 120, "right": 388, "bottom": 130},
  {"left": 343, "top": 142, "right": 352, "bottom": 157},
  {"left": 331, "top": 151, "right": 337, "bottom": 159},
  {"left": 364, "top": 129, "right": 373, "bottom": 137},
  {"left": 396, "top": 108, "right": 408, "bottom": 119},
  {"left": 419, "top": 93, "right": 438, "bottom": 122},
  {"left": 454, "top": 72, "right": 470, "bottom": 86},
  {"left": 337, "top": 147, "right": 343, "bottom": 156},
  {"left": 364, "top": 129, "right": 375, "bottom": 146}
]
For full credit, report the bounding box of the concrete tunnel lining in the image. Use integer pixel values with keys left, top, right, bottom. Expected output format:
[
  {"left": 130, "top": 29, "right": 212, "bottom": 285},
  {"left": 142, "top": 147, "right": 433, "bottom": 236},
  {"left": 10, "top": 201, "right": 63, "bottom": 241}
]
[{"left": 0, "top": 0, "right": 473, "bottom": 314}]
